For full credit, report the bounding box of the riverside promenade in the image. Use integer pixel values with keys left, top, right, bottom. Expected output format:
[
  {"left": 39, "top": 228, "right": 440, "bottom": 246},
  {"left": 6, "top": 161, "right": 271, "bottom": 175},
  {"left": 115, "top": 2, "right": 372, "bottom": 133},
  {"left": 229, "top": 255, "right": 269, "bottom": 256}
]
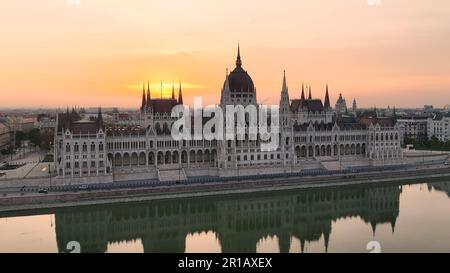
[{"left": 1, "top": 163, "right": 450, "bottom": 213}]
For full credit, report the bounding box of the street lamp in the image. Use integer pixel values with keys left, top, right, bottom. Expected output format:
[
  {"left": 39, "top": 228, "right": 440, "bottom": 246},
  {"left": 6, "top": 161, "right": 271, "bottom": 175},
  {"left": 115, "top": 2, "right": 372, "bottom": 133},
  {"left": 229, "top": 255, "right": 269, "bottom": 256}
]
[{"left": 48, "top": 163, "right": 52, "bottom": 189}]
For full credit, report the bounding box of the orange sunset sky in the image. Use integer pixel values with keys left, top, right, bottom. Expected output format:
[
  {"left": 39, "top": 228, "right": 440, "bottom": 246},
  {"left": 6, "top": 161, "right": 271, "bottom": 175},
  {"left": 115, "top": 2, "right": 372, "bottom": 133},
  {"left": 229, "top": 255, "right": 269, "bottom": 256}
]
[{"left": 1, "top": 0, "right": 450, "bottom": 108}]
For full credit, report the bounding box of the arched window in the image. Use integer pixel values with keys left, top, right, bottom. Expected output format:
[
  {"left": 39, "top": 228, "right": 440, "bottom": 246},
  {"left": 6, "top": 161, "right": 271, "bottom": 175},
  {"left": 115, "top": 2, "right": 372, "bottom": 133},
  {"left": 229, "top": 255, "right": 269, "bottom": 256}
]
[
  {"left": 155, "top": 123, "right": 161, "bottom": 135},
  {"left": 163, "top": 123, "right": 169, "bottom": 134}
]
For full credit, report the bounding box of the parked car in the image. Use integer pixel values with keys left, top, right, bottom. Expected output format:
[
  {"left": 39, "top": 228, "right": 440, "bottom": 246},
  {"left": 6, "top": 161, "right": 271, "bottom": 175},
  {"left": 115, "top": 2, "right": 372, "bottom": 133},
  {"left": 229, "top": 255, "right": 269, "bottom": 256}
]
[
  {"left": 38, "top": 188, "right": 48, "bottom": 194},
  {"left": 78, "top": 185, "right": 89, "bottom": 191}
]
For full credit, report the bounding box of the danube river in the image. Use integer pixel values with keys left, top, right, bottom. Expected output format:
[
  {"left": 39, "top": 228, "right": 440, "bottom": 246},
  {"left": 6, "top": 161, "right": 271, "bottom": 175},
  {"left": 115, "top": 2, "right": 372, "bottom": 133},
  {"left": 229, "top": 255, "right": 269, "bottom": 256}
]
[{"left": 1, "top": 180, "right": 450, "bottom": 253}]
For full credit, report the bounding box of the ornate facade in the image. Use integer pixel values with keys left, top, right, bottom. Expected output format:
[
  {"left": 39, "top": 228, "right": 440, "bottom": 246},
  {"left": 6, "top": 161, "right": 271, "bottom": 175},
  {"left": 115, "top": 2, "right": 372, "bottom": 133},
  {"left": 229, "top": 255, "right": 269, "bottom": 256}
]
[{"left": 54, "top": 47, "right": 403, "bottom": 183}]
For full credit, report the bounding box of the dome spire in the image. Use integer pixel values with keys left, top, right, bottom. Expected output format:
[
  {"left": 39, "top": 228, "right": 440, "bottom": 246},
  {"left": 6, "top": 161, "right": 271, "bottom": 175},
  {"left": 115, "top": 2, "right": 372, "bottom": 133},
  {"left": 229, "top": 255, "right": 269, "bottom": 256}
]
[{"left": 236, "top": 43, "right": 242, "bottom": 67}]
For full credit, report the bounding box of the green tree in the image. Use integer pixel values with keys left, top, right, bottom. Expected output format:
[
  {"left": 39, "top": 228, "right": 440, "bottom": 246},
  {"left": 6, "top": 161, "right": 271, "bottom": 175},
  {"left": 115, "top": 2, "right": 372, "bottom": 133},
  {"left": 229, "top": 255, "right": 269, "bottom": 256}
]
[
  {"left": 28, "top": 128, "right": 42, "bottom": 147},
  {"left": 15, "top": 131, "right": 26, "bottom": 148},
  {"left": 40, "top": 130, "right": 54, "bottom": 150}
]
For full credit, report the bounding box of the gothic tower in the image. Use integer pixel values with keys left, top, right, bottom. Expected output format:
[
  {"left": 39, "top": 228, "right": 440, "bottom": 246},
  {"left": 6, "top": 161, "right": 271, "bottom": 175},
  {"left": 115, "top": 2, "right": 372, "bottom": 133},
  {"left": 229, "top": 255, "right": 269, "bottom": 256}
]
[
  {"left": 279, "top": 70, "right": 291, "bottom": 128},
  {"left": 324, "top": 84, "right": 331, "bottom": 111}
]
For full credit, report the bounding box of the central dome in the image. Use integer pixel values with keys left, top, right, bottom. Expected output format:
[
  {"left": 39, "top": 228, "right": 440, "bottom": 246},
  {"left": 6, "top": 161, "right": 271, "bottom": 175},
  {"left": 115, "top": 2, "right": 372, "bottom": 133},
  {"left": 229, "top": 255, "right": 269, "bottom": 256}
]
[{"left": 227, "top": 46, "right": 255, "bottom": 93}]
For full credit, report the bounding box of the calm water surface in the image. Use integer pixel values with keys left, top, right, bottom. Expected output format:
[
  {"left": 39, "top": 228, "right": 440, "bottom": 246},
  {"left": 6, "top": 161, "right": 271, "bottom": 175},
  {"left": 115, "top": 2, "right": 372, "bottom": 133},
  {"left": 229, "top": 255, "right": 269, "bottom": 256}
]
[{"left": 1, "top": 180, "right": 450, "bottom": 253}]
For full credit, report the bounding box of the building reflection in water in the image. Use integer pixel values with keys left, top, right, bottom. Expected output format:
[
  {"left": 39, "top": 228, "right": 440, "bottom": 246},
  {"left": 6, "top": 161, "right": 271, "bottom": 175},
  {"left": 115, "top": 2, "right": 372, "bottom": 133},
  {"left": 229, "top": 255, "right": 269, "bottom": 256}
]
[
  {"left": 54, "top": 183, "right": 403, "bottom": 253},
  {"left": 428, "top": 181, "right": 450, "bottom": 198}
]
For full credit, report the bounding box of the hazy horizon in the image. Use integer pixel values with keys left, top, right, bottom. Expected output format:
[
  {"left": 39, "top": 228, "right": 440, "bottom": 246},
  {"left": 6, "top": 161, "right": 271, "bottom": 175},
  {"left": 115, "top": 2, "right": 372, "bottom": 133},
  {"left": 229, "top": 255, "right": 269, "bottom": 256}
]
[{"left": 1, "top": 0, "right": 450, "bottom": 108}]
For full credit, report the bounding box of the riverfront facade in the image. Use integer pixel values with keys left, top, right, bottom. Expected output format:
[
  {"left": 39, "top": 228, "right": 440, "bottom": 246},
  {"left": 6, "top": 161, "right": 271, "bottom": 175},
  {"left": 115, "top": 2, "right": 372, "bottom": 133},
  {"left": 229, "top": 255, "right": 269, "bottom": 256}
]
[{"left": 54, "top": 47, "right": 403, "bottom": 184}]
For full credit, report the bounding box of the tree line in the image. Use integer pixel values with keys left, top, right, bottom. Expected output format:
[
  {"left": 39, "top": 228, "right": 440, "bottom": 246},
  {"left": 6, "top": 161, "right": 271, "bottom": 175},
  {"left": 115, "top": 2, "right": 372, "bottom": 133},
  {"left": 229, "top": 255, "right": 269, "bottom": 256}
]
[
  {"left": 404, "top": 136, "right": 450, "bottom": 151},
  {"left": 1, "top": 128, "right": 53, "bottom": 156}
]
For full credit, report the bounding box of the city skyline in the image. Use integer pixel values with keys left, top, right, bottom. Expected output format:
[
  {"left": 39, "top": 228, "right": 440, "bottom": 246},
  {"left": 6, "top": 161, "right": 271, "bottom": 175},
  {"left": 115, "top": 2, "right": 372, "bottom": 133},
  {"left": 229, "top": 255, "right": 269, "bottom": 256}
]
[
  {"left": 1, "top": 1, "right": 450, "bottom": 108},
  {"left": 2, "top": 1, "right": 450, "bottom": 256}
]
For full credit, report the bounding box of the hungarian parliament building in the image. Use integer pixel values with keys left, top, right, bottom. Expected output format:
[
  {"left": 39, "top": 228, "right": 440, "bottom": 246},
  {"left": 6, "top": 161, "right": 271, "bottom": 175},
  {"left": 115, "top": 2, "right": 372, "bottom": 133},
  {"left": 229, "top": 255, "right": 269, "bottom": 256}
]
[{"left": 54, "top": 47, "right": 403, "bottom": 184}]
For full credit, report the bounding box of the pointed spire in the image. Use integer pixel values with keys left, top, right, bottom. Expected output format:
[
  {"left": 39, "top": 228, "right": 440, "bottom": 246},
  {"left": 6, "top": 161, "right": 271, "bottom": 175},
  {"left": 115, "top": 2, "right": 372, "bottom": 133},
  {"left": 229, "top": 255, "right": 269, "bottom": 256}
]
[
  {"left": 324, "top": 84, "right": 331, "bottom": 109},
  {"left": 323, "top": 232, "right": 330, "bottom": 253},
  {"left": 171, "top": 83, "right": 175, "bottom": 99},
  {"left": 301, "top": 83, "right": 305, "bottom": 100},
  {"left": 371, "top": 222, "right": 377, "bottom": 237},
  {"left": 391, "top": 218, "right": 397, "bottom": 234},
  {"left": 280, "top": 70, "right": 290, "bottom": 112},
  {"left": 65, "top": 107, "right": 71, "bottom": 130},
  {"left": 221, "top": 68, "right": 231, "bottom": 105},
  {"left": 236, "top": 43, "right": 242, "bottom": 67},
  {"left": 146, "top": 81, "right": 151, "bottom": 105},
  {"left": 224, "top": 68, "right": 231, "bottom": 91},
  {"left": 97, "top": 107, "right": 103, "bottom": 129},
  {"left": 308, "top": 86, "right": 312, "bottom": 100},
  {"left": 178, "top": 81, "right": 183, "bottom": 105},
  {"left": 141, "top": 83, "right": 146, "bottom": 111}
]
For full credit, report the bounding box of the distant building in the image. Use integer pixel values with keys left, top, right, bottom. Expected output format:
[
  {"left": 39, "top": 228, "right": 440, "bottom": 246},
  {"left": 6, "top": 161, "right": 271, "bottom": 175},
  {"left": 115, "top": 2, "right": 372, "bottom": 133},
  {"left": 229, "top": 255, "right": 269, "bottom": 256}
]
[
  {"left": 0, "top": 122, "right": 11, "bottom": 151},
  {"left": 424, "top": 105, "right": 434, "bottom": 113},
  {"left": 427, "top": 113, "right": 450, "bottom": 141},
  {"left": 397, "top": 116, "right": 428, "bottom": 142},
  {"left": 34, "top": 114, "right": 56, "bottom": 131},
  {"left": 335, "top": 93, "right": 347, "bottom": 114},
  {"left": 386, "top": 106, "right": 394, "bottom": 116},
  {"left": 7, "top": 116, "right": 35, "bottom": 133}
]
